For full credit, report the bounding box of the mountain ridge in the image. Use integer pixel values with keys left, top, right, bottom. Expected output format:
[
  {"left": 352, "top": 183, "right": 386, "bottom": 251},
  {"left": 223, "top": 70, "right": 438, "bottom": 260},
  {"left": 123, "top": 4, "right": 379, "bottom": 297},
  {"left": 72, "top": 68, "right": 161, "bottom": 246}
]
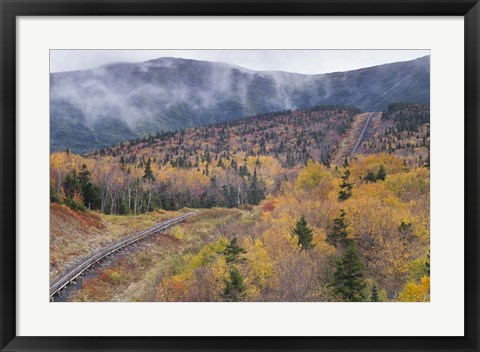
[{"left": 50, "top": 55, "right": 430, "bottom": 154}]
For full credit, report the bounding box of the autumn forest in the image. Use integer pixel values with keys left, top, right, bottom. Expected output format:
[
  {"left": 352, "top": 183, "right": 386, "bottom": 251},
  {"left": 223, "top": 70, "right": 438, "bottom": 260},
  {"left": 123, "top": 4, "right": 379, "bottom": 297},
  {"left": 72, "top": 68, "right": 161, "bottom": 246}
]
[{"left": 50, "top": 100, "right": 430, "bottom": 302}]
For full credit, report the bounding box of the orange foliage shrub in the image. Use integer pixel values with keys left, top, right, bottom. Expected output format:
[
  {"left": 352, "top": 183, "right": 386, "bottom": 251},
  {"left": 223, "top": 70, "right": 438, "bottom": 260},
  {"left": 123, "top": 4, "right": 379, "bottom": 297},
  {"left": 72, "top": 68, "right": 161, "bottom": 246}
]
[{"left": 262, "top": 201, "right": 276, "bottom": 213}]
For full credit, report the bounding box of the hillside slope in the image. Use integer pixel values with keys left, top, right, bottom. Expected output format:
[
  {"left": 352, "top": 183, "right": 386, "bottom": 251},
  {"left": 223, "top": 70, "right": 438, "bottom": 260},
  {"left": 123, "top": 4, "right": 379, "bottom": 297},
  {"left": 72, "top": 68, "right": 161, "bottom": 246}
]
[{"left": 51, "top": 56, "right": 430, "bottom": 153}]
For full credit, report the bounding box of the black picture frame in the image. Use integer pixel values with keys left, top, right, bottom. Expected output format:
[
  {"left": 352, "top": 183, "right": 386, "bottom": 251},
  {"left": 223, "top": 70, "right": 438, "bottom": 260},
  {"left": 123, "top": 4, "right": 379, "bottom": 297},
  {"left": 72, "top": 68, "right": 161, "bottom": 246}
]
[{"left": 1, "top": 1, "right": 479, "bottom": 351}]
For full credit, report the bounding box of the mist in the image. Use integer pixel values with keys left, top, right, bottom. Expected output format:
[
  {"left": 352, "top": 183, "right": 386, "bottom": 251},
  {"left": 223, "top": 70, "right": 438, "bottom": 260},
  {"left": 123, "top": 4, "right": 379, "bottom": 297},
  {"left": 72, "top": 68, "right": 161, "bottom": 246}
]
[{"left": 50, "top": 55, "right": 430, "bottom": 153}]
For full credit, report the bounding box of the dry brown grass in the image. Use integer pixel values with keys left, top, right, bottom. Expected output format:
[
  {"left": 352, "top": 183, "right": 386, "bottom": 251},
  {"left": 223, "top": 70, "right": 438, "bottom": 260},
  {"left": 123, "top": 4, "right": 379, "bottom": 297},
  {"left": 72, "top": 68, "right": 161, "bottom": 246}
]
[
  {"left": 67, "top": 207, "right": 251, "bottom": 302},
  {"left": 49, "top": 203, "right": 186, "bottom": 280}
]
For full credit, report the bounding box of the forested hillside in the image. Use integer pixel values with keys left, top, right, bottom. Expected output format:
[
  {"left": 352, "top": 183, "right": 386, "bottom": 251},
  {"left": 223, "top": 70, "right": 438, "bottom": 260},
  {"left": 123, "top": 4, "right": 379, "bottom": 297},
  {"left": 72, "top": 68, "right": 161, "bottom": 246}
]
[
  {"left": 51, "top": 56, "right": 430, "bottom": 153},
  {"left": 51, "top": 103, "right": 430, "bottom": 302},
  {"left": 358, "top": 103, "right": 430, "bottom": 167},
  {"left": 52, "top": 106, "right": 360, "bottom": 214}
]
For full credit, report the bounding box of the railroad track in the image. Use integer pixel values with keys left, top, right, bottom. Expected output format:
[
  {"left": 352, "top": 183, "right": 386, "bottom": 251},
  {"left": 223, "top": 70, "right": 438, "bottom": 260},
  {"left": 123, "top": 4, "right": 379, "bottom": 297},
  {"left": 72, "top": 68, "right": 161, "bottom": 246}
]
[
  {"left": 350, "top": 112, "right": 376, "bottom": 157},
  {"left": 49, "top": 212, "right": 195, "bottom": 299}
]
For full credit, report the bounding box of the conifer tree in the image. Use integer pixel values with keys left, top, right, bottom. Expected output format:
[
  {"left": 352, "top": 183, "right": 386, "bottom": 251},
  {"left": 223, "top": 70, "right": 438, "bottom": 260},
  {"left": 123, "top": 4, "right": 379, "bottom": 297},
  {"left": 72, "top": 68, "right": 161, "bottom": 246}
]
[
  {"left": 376, "top": 164, "right": 387, "bottom": 181},
  {"left": 143, "top": 158, "right": 155, "bottom": 181},
  {"left": 291, "top": 215, "right": 314, "bottom": 249},
  {"left": 370, "top": 285, "right": 380, "bottom": 302},
  {"left": 222, "top": 267, "right": 246, "bottom": 302},
  {"left": 364, "top": 170, "right": 377, "bottom": 183},
  {"left": 222, "top": 237, "right": 247, "bottom": 263},
  {"left": 221, "top": 238, "right": 247, "bottom": 301},
  {"left": 338, "top": 169, "right": 353, "bottom": 201},
  {"left": 119, "top": 155, "right": 127, "bottom": 171},
  {"left": 204, "top": 146, "right": 211, "bottom": 163},
  {"left": 247, "top": 168, "right": 264, "bottom": 205},
  {"left": 63, "top": 170, "right": 81, "bottom": 200},
  {"left": 327, "top": 209, "right": 350, "bottom": 248},
  {"left": 332, "top": 242, "right": 366, "bottom": 302},
  {"left": 78, "top": 164, "right": 101, "bottom": 210},
  {"left": 424, "top": 155, "right": 430, "bottom": 169}
]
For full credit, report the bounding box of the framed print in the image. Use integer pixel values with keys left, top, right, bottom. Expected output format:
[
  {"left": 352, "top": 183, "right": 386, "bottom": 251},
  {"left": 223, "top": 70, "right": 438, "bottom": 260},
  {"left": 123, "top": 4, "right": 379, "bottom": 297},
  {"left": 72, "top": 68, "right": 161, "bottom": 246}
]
[{"left": 1, "top": 0, "right": 479, "bottom": 351}]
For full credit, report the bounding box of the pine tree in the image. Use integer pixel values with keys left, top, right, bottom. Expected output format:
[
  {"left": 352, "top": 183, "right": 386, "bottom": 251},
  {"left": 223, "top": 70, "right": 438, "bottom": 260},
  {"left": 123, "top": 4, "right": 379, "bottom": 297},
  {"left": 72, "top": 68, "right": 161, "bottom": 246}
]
[
  {"left": 327, "top": 209, "right": 350, "bottom": 248},
  {"left": 338, "top": 169, "right": 353, "bottom": 201},
  {"left": 291, "top": 215, "right": 314, "bottom": 249},
  {"left": 332, "top": 242, "right": 366, "bottom": 302},
  {"left": 424, "top": 155, "right": 430, "bottom": 169},
  {"left": 370, "top": 285, "right": 380, "bottom": 302},
  {"left": 119, "top": 156, "right": 127, "bottom": 171},
  {"left": 376, "top": 164, "right": 387, "bottom": 181},
  {"left": 62, "top": 170, "right": 81, "bottom": 200},
  {"left": 143, "top": 158, "right": 155, "bottom": 181},
  {"left": 343, "top": 157, "right": 349, "bottom": 168},
  {"left": 425, "top": 253, "right": 430, "bottom": 276},
  {"left": 221, "top": 238, "right": 247, "bottom": 301},
  {"left": 364, "top": 170, "right": 377, "bottom": 183},
  {"left": 222, "top": 237, "right": 247, "bottom": 263},
  {"left": 239, "top": 164, "right": 250, "bottom": 177},
  {"left": 247, "top": 168, "right": 265, "bottom": 205},
  {"left": 204, "top": 146, "right": 211, "bottom": 163},
  {"left": 222, "top": 267, "right": 246, "bottom": 302},
  {"left": 78, "top": 164, "right": 101, "bottom": 210}
]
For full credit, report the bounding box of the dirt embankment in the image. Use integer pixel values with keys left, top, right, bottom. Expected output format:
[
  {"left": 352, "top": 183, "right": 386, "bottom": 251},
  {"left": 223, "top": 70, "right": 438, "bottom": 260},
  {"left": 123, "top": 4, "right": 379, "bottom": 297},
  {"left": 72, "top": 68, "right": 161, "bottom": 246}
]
[{"left": 50, "top": 203, "right": 183, "bottom": 279}]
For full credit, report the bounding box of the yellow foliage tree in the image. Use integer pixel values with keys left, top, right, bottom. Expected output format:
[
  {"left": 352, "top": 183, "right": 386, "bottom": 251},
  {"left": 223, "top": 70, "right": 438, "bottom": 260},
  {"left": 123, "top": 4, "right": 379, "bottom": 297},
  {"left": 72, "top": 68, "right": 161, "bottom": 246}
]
[{"left": 398, "top": 276, "right": 430, "bottom": 302}]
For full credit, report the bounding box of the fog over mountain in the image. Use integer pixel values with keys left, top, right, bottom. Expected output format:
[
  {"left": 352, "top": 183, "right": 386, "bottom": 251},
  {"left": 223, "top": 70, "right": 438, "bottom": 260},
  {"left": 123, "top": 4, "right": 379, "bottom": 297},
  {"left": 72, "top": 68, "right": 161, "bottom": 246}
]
[{"left": 50, "top": 55, "right": 430, "bottom": 153}]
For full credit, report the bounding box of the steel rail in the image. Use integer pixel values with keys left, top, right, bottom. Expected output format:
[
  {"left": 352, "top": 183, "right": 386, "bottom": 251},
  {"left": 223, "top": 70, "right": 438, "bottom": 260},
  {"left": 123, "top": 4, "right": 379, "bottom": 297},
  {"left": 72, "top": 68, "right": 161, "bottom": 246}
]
[
  {"left": 350, "top": 112, "right": 376, "bottom": 157},
  {"left": 49, "top": 212, "right": 195, "bottom": 298}
]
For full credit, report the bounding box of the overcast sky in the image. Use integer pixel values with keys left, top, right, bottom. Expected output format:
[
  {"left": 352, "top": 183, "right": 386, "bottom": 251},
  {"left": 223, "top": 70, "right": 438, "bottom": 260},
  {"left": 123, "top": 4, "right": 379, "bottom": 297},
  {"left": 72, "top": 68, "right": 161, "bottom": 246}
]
[{"left": 50, "top": 49, "right": 430, "bottom": 75}]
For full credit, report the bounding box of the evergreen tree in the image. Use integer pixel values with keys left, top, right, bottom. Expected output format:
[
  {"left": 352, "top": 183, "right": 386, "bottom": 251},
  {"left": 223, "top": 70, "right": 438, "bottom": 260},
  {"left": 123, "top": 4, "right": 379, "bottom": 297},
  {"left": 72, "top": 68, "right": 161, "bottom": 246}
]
[
  {"left": 332, "top": 242, "right": 366, "bottom": 302},
  {"left": 425, "top": 253, "right": 430, "bottom": 276},
  {"left": 327, "top": 209, "right": 350, "bottom": 248},
  {"left": 119, "top": 155, "right": 127, "bottom": 171},
  {"left": 204, "top": 146, "right": 211, "bottom": 163},
  {"left": 143, "top": 158, "right": 155, "bottom": 181},
  {"left": 370, "top": 285, "right": 380, "bottom": 302},
  {"left": 222, "top": 267, "right": 246, "bottom": 302},
  {"left": 221, "top": 238, "right": 247, "bottom": 301},
  {"left": 291, "top": 215, "right": 314, "bottom": 249},
  {"left": 78, "top": 164, "right": 101, "bottom": 210},
  {"left": 364, "top": 169, "right": 377, "bottom": 183},
  {"left": 424, "top": 155, "right": 430, "bottom": 169},
  {"left": 62, "top": 170, "right": 81, "bottom": 200},
  {"left": 239, "top": 164, "right": 250, "bottom": 177},
  {"left": 338, "top": 169, "right": 353, "bottom": 201},
  {"left": 222, "top": 237, "right": 247, "bottom": 263},
  {"left": 247, "top": 168, "right": 265, "bottom": 205},
  {"left": 221, "top": 184, "right": 237, "bottom": 208},
  {"left": 376, "top": 164, "right": 387, "bottom": 181},
  {"left": 342, "top": 157, "right": 349, "bottom": 168}
]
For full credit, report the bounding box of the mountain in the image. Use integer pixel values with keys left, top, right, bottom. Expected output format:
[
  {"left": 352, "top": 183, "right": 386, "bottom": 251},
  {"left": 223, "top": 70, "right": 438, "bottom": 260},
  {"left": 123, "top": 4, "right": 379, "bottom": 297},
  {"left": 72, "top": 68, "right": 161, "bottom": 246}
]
[{"left": 50, "top": 56, "right": 430, "bottom": 154}]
